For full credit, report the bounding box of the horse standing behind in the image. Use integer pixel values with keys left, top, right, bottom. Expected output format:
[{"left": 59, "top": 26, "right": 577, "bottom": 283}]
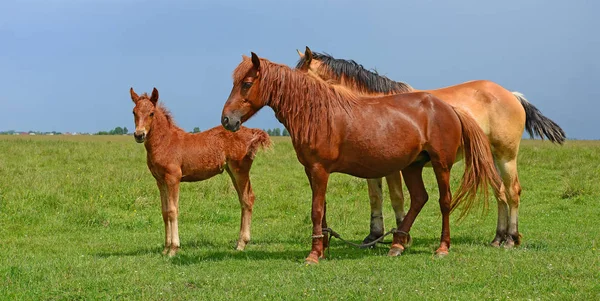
[
  {"left": 296, "top": 47, "right": 566, "bottom": 248},
  {"left": 221, "top": 53, "right": 501, "bottom": 264},
  {"left": 130, "top": 87, "right": 270, "bottom": 256}
]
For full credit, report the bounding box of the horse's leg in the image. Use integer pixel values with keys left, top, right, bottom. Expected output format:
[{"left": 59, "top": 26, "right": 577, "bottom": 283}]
[
  {"left": 225, "top": 162, "right": 255, "bottom": 251},
  {"left": 363, "top": 178, "right": 385, "bottom": 244},
  {"left": 165, "top": 176, "right": 181, "bottom": 256},
  {"left": 491, "top": 162, "right": 510, "bottom": 247},
  {"left": 304, "top": 165, "right": 330, "bottom": 264},
  {"left": 430, "top": 161, "right": 452, "bottom": 256},
  {"left": 497, "top": 158, "right": 522, "bottom": 248},
  {"left": 157, "top": 181, "right": 170, "bottom": 255},
  {"left": 389, "top": 164, "right": 427, "bottom": 257},
  {"left": 385, "top": 172, "right": 405, "bottom": 229}
]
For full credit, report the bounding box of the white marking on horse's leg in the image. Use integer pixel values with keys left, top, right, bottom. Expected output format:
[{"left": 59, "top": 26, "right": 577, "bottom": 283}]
[
  {"left": 497, "top": 159, "right": 521, "bottom": 248},
  {"left": 385, "top": 172, "right": 405, "bottom": 227},
  {"left": 366, "top": 178, "right": 384, "bottom": 238}
]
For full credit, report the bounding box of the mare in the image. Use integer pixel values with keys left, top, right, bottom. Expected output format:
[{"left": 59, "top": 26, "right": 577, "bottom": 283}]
[
  {"left": 130, "top": 87, "right": 270, "bottom": 256},
  {"left": 221, "top": 53, "right": 501, "bottom": 264},
  {"left": 296, "top": 47, "right": 566, "bottom": 248}
]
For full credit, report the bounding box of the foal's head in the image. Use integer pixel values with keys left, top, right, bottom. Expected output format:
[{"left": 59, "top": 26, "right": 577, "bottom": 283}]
[
  {"left": 130, "top": 87, "right": 159, "bottom": 143},
  {"left": 221, "top": 53, "right": 265, "bottom": 132}
]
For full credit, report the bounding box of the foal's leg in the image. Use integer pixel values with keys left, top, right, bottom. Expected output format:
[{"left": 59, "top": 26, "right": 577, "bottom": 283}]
[
  {"left": 497, "top": 158, "right": 522, "bottom": 248},
  {"left": 304, "top": 166, "right": 330, "bottom": 264},
  {"left": 157, "top": 181, "right": 171, "bottom": 255},
  {"left": 225, "top": 162, "right": 255, "bottom": 251},
  {"left": 165, "top": 175, "right": 181, "bottom": 256},
  {"left": 389, "top": 164, "right": 428, "bottom": 257},
  {"left": 386, "top": 172, "right": 406, "bottom": 229},
  {"left": 364, "top": 178, "right": 385, "bottom": 244}
]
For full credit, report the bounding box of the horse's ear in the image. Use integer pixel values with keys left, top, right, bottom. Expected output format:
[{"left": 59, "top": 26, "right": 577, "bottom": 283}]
[
  {"left": 304, "top": 46, "right": 313, "bottom": 61},
  {"left": 150, "top": 87, "right": 159, "bottom": 105},
  {"left": 251, "top": 52, "right": 261, "bottom": 71},
  {"left": 298, "top": 46, "right": 313, "bottom": 71},
  {"left": 130, "top": 87, "right": 139, "bottom": 103},
  {"left": 296, "top": 49, "right": 304, "bottom": 59}
]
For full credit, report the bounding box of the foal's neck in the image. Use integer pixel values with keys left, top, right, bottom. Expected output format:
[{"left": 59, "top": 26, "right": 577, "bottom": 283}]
[{"left": 144, "top": 108, "right": 176, "bottom": 153}]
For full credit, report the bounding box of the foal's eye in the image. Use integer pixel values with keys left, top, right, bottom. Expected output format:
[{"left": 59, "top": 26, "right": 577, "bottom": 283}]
[{"left": 150, "top": 112, "right": 154, "bottom": 117}]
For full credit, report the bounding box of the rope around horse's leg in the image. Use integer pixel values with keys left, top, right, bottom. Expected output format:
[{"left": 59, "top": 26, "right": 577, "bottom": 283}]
[{"left": 322, "top": 228, "right": 409, "bottom": 249}]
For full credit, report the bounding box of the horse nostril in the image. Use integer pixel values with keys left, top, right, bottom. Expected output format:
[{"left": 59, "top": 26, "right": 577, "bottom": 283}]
[
  {"left": 222, "top": 116, "right": 229, "bottom": 125},
  {"left": 235, "top": 120, "right": 240, "bottom": 127}
]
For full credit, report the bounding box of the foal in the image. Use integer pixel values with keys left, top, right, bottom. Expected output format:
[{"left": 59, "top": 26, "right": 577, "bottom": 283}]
[{"left": 130, "top": 87, "right": 270, "bottom": 256}]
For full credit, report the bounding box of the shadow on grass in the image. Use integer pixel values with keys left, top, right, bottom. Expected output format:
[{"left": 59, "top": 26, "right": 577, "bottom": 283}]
[{"left": 92, "top": 234, "right": 496, "bottom": 262}]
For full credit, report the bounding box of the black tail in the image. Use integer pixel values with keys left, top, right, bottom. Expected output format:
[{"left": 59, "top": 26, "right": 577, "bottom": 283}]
[{"left": 513, "top": 92, "right": 566, "bottom": 144}]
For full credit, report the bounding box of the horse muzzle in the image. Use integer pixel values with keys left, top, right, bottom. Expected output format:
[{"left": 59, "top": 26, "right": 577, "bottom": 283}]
[
  {"left": 134, "top": 131, "right": 146, "bottom": 143},
  {"left": 221, "top": 115, "right": 241, "bottom": 132}
]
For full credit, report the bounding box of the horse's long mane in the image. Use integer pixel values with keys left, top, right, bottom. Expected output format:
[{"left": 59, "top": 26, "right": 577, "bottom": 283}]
[
  {"left": 234, "top": 57, "right": 359, "bottom": 145},
  {"left": 295, "top": 52, "right": 413, "bottom": 95},
  {"left": 139, "top": 93, "right": 177, "bottom": 127}
]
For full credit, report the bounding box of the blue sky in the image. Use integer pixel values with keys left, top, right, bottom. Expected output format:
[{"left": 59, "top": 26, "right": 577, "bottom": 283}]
[{"left": 1, "top": 0, "right": 598, "bottom": 139}]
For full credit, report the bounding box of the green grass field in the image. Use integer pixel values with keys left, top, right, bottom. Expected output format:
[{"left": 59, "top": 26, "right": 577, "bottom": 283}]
[{"left": 0, "top": 135, "right": 598, "bottom": 300}]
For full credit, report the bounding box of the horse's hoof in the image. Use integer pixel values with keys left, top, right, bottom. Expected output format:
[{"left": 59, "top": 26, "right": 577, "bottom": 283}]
[
  {"left": 161, "top": 247, "right": 170, "bottom": 255},
  {"left": 304, "top": 255, "right": 319, "bottom": 265},
  {"left": 388, "top": 244, "right": 404, "bottom": 257},
  {"left": 362, "top": 233, "right": 383, "bottom": 246},
  {"left": 504, "top": 240, "right": 515, "bottom": 249},
  {"left": 168, "top": 247, "right": 179, "bottom": 257},
  {"left": 490, "top": 240, "right": 501, "bottom": 248},
  {"left": 435, "top": 250, "right": 449, "bottom": 258},
  {"left": 235, "top": 241, "right": 247, "bottom": 251}
]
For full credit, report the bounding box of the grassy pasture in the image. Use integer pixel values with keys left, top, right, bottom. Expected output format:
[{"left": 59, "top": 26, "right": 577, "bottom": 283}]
[{"left": 0, "top": 135, "right": 598, "bottom": 300}]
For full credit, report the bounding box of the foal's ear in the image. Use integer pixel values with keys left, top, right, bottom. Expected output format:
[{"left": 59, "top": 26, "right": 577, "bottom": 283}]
[
  {"left": 130, "top": 87, "right": 139, "bottom": 103},
  {"left": 150, "top": 87, "right": 159, "bottom": 105},
  {"left": 298, "top": 46, "right": 313, "bottom": 71},
  {"left": 251, "top": 52, "right": 261, "bottom": 71}
]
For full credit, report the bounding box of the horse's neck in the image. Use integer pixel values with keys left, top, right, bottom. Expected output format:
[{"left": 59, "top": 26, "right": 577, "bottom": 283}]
[{"left": 144, "top": 112, "right": 176, "bottom": 154}]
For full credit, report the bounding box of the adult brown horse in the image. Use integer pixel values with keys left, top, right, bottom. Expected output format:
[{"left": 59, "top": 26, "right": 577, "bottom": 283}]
[
  {"left": 130, "top": 87, "right": 270, "bottom": 256},
  {"left": 221, "top": 53, "right": 501, "bottom": 264},
  {"left": 296, "top": 47, "right": 566, "bottom": 248}
]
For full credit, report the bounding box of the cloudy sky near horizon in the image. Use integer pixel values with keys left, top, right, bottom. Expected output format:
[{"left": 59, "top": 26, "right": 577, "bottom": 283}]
[{"left": 1, "top": 0, "right": 598, "bottom": 139}]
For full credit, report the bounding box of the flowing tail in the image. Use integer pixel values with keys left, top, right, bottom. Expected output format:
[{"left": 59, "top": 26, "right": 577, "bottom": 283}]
[
  {"left": 247, "top": 129, "right": 272, "bottom": 159},
  {"left": 513, "top": 92, "right": 566, "bottom": 144},
  {"left": 450, "top": 108, "right": 502, "bottom": 220}
]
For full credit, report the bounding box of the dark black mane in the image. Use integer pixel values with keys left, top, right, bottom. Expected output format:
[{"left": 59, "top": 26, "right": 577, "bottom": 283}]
[{"left": 295, "top": 52, "right": 413, "bottom": 94}]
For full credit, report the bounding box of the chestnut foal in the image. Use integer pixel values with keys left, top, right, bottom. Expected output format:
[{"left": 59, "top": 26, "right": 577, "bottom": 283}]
[{"left": 130, "top": 87, "right": 270, "bottom": 256}]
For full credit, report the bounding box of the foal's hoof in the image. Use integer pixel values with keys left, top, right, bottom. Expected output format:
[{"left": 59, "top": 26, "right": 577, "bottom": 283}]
[
  {"left": 388, "top": 244, "right": 404, "bottom": 257},
  {"left": 235, "top": 241, "right": 247, "bottom": 251},
  {"left": 167, "top": 247, "right": 180, "bottom": 257}
]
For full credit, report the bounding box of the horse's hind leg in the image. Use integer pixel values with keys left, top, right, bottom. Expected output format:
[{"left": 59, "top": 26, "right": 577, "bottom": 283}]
[
  {"left": 364, "top": 178, "right": 385, "bottom": 244},
  {"left": 497, "top": 158, "right": 522, "bottom": 248},
  {"left": 385, "top": 172, "right": 405, "bottom": 228},
  {"left": 389, "top": 164, "right": 427, "bottom": 257},
  {"left": 430, "top": 160, "right": 453, "bottom": 256},
  {"left": 225, "top": 161, "right": 255, "bottom": 251}
]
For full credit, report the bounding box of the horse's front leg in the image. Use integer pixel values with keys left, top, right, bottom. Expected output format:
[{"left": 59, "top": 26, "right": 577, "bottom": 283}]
[
  {"left": 165, "top": 175, "right": 181, "bottom": 257},
  {"left": 304, "top": 166, "right": 330, "bottom": 264},
  {"left": 156, "top": 181, "right": 171, "bottom": 255}
]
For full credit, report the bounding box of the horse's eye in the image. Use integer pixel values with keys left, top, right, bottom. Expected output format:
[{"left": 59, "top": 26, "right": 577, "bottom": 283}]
[
  {"left": 242, "top": 82, "right": 253, "bottom": 89},
  {"left": 150, "top": 112, "right": 154, "bottom": 117},
  {"left": 132, "top": 111, "right": 135, "bottom": 115}
]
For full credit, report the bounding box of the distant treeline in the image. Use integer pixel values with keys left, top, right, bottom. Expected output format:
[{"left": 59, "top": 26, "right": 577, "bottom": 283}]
[
  {"left": 96, "top": 127, "right": 129, "bottom": 135},
  {"left": 264, "top": 128, "right": 289, "bottom": 136}
]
